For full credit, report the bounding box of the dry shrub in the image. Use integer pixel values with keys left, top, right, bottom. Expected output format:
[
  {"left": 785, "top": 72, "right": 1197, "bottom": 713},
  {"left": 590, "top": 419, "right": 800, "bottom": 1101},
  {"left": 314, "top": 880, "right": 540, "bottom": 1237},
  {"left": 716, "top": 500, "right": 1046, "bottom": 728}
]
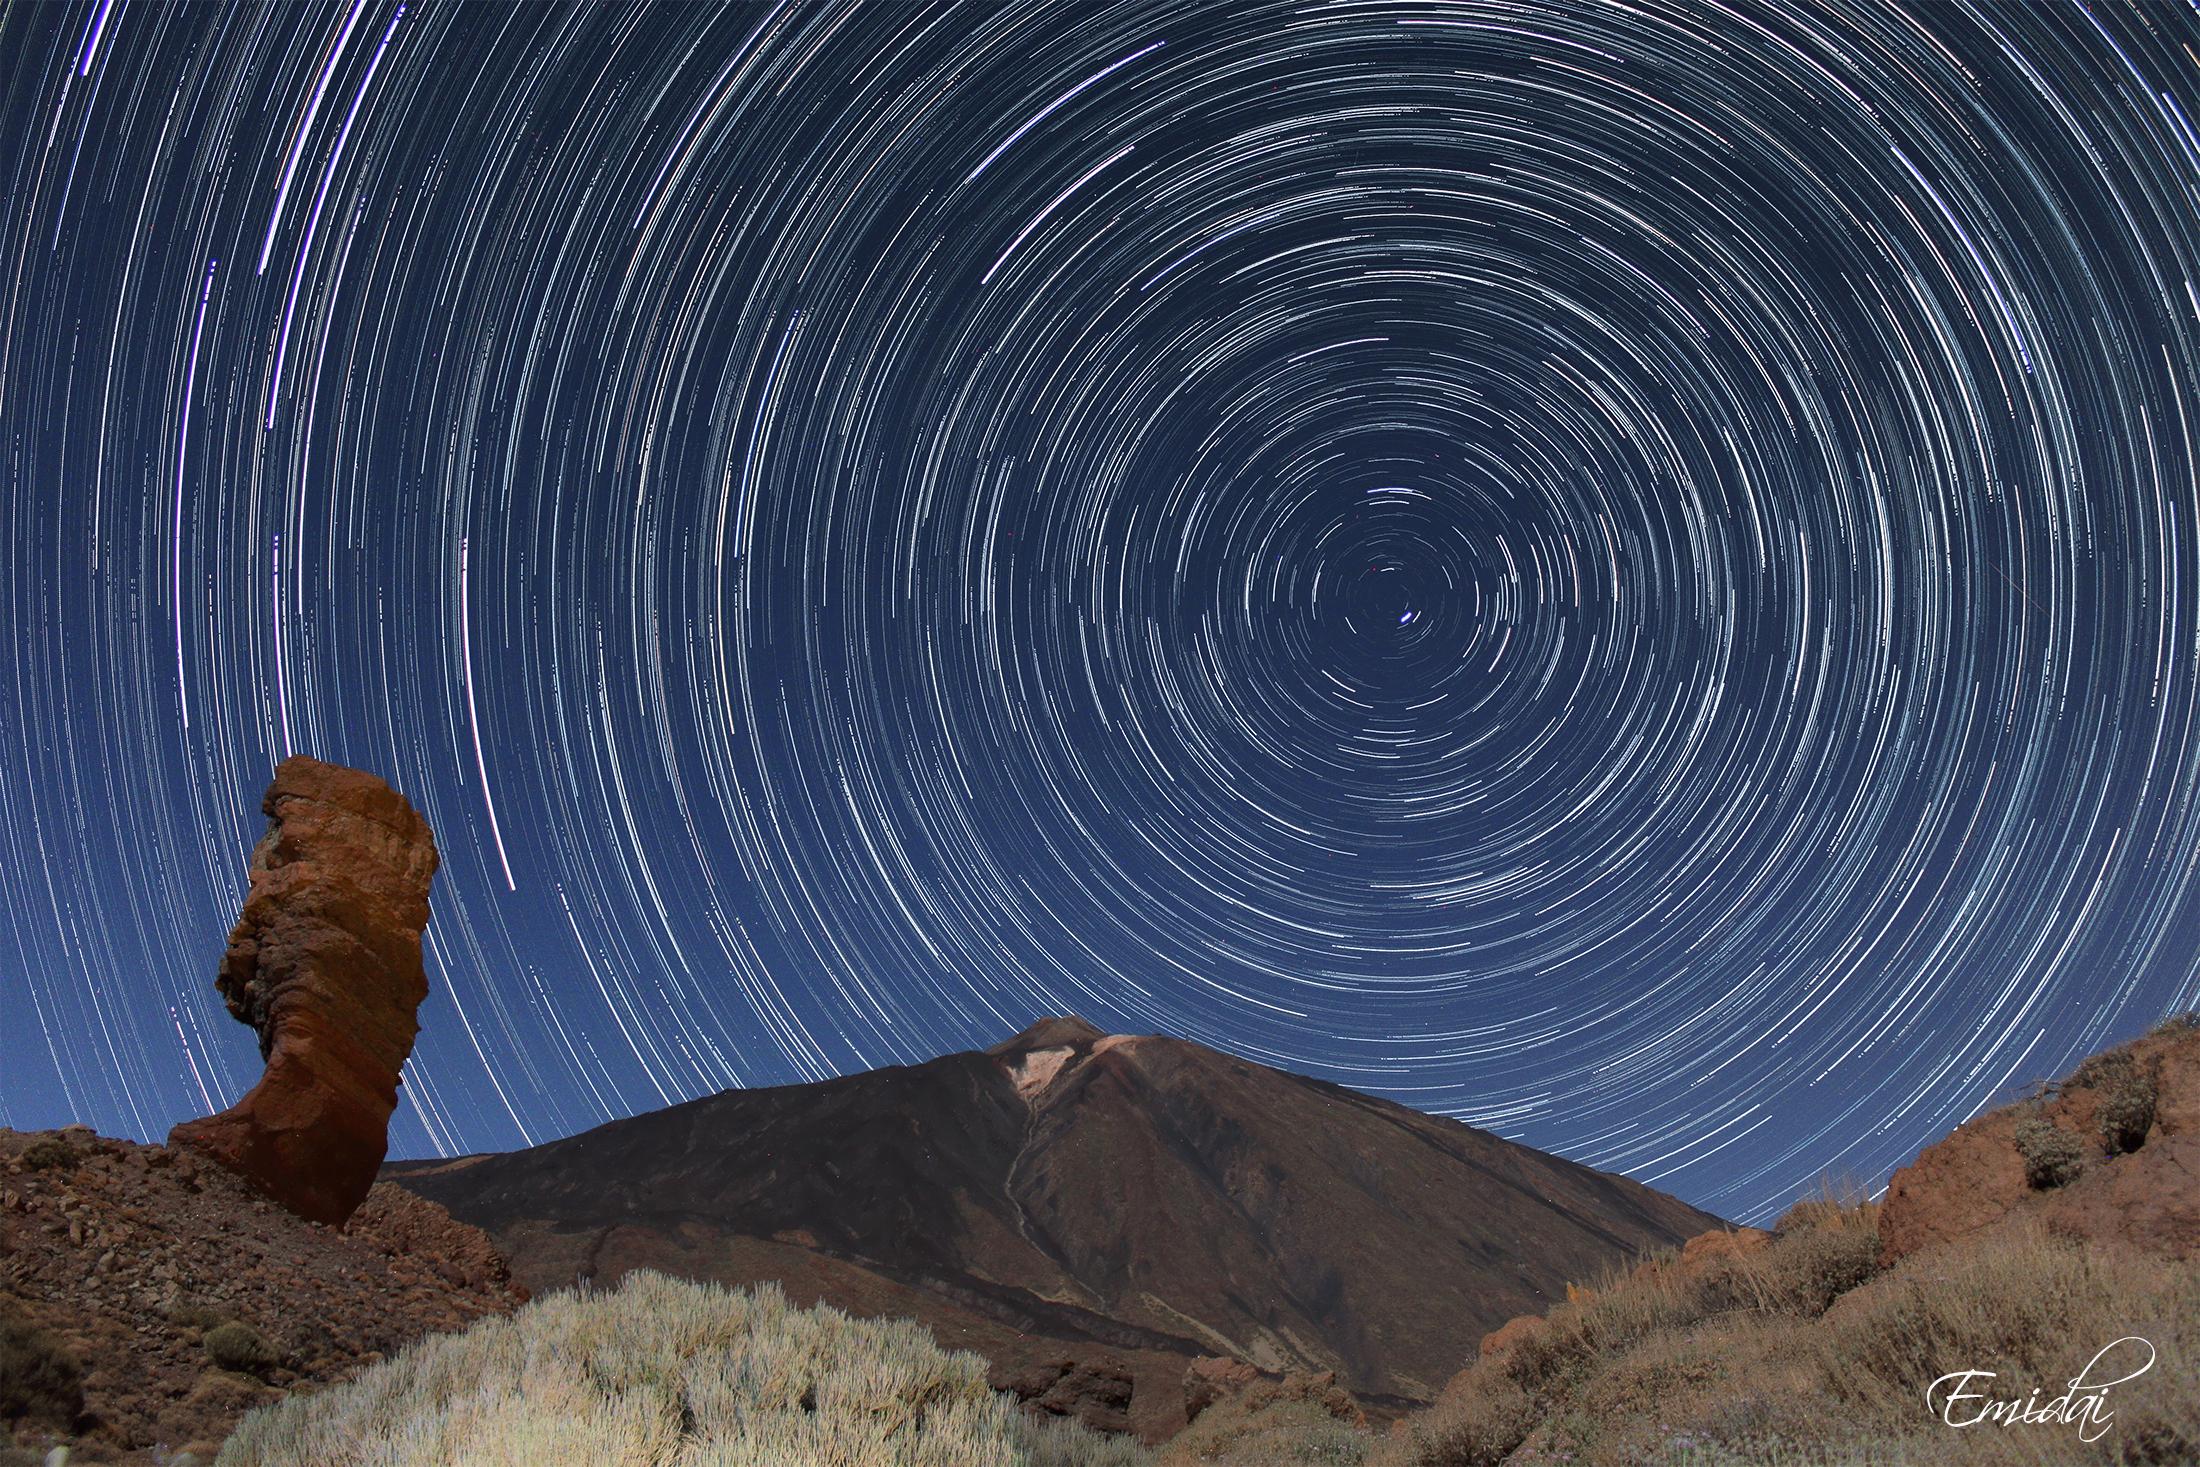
[
  {"left": 2066, "top": 1050, "right": 2120, "bottom": 1090},
  {"left": 1383, "top": 1028, "right": 2200, "bottom": 1467},
  {"left": 215, "top": 1270, "right": 1150, "bottom": 1467},
  {"left": 2077, "top": 1052, "right": 2159, "bottom": 1154},
  {"left": 1380, "top": 1204, "right": 1892, "bottom": 1467},
  {"left": 2012, "top": 1117, "right": 2084, "bottom": 1189},
  {"left": 1528, "top": 1315, "right": 1824, "bottom": 1465},
  {"left": 17, "top": 1139, "right": 76, "bottom": 1173},
  {"left": 1697, "top": 1212, "right": 1881, "bottom": 1319},
  {"left": 1501, "top": 1246, "right": 1702, "bottom": 1399},
  {"left": 165, "top": 1297, "right": 235, "bottom": 1332},
  {"left": 1392, "top": 1220, "right": 2197, "bottom": 1467},
  {"left": 1368, "top": 1366, "right": 1535, "bottom": 1467},
  {"left": 1816, "top": 1226, "right": 2200, "bottom": 1461},
  {"left": 205, "top": 1320, "right": 282, "bottom": 1377},
  {"left": 1771, "top": 1173, "right": 1877, "bottom": 1234},
  {"left": 1161, "top": 1370, "right": 1368, "bottom": 1466},
  {"left": 1505, "top": 1208, "right": 1880, "bottom": 1405}
]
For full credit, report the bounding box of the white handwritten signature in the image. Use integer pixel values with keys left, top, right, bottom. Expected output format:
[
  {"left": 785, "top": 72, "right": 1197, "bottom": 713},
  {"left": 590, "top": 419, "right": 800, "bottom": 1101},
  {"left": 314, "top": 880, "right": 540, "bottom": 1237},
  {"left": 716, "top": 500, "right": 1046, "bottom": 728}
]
[{"left": 1927, "top": 1337, "right": 2156, "bottom": 1444}]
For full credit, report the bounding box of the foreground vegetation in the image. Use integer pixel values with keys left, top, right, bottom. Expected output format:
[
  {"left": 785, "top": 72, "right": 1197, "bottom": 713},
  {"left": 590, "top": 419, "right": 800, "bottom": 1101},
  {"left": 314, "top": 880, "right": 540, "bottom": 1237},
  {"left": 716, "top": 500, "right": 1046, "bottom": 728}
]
[
  {"left": 1154, "top": 1200, "right": 2197, "bottom": 1466},
  {"left": 213, "top": 1271, "right": 1147, "bottom": 1467},
  {"left": 198, "top": 1204, "right": 2192, "bottom": 1467},
  {"left": 88, "top": 1015, "right": 2191, "bottom": 1465},
  {"left": 1173, "top": 1016, "right": 2200, "bottom": 1467},
  {"left": 1379, "top": 1202, "right": 2198, "bottom": 1466}
]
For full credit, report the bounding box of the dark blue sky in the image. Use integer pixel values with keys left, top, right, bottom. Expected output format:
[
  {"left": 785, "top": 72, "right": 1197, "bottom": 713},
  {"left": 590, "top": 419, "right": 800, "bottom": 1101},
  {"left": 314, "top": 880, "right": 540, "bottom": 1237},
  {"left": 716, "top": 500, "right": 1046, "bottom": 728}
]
[{"left": 4, "top": 0, "right": 2199, "bottom": 1224}]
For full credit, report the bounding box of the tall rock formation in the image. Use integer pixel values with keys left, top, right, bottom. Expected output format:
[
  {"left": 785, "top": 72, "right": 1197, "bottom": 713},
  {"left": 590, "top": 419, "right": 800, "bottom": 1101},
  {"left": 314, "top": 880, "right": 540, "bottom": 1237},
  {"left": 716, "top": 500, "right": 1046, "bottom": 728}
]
[{"left": 169, "top": 756, "right": 439, "bottom": 1226}]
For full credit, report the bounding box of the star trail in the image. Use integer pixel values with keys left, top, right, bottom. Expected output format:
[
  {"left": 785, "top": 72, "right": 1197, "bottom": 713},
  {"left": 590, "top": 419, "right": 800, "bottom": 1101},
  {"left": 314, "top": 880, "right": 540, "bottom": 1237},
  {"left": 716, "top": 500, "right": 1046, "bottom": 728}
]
[{"left": 4, "top": 0, "right": 2200, "bottom": 1223}]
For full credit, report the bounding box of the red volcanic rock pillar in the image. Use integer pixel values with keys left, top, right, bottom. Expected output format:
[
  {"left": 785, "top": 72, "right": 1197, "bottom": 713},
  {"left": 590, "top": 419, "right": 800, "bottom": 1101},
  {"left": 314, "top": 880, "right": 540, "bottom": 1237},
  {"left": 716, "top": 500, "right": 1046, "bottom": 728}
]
[{"left": 168, "top": 756, "right": 440, "bottom": 1226}]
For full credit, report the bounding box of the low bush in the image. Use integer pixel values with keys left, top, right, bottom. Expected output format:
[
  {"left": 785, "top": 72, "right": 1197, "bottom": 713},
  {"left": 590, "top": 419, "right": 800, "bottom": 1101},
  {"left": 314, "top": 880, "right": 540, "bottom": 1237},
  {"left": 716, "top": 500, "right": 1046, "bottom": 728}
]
[
  {"left": 1500, "top": 1247, "right": 1699, "bottom": 1399},
  {"left": 0, "top": 1307, "right": 82, "bottom": 1432},
  {"left": 1386, "top": 1216, "right": 2200, "bottom": 1465},
  {"left": 1496, "top": 1212, "right": 1881, "bottom": 1411},
  {"left": 1768, "top": 1173, "right": 1874, "bottom": 1235},
  {"left": 165, "top": 1296, "right": 234, "bottom": 1332},
  {"left": 17, "top": 1139, "right": 76, "bottom": 1172},
  {"left": 1695, "top": 1220, "right": 1880, "bottom": 1320},
  {"left": 1375, "top": 1371, "right": 1534, "bottom": 1467},
  {"left": 1158, "top": 1394, "right": 1367, "bottom": 1465},
  {"left": 203, "top": 1321, "right": 281, "bottom": 1377},
  {"left": 1376, "top": 1206, "right": 1889, "bottom": 1467}
]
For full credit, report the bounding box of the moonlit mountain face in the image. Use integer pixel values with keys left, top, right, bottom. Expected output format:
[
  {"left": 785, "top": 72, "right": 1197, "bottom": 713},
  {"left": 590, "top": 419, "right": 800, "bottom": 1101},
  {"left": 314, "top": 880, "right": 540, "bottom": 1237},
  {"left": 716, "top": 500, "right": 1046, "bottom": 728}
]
[{"left": 2, "top": 0, "right": 2197, "bottom": 1223}]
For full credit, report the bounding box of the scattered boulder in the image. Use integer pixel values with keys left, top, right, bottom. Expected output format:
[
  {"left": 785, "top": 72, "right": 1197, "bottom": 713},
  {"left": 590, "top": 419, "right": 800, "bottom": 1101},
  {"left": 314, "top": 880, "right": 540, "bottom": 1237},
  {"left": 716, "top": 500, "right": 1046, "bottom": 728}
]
[
  {"left": 344, "top": 1182, "right": 519, "bottom": 1293},
  {"left": 1176, "top": 1354, "right": 1363, "bottom": 1430},
  {"left": 168, "top": 757, "right": 439, "bottom": 1227},
  {"left": 993, "top": 1351, "right": 1135, "bottom": 1435},
  {"left": 1878, "top": 1017, "right": 2200, "bottom": 1265},
  {"left": 1231, "top": 1368, "right": 1364, "bottom": 1427}
]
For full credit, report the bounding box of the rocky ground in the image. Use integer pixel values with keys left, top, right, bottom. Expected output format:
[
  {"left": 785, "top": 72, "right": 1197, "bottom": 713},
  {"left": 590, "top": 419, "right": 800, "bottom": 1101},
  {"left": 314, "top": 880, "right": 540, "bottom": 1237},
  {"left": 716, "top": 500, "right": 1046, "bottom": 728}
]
[{"left": 0, "top": 1126, "right": 524, "bottom": 1463}]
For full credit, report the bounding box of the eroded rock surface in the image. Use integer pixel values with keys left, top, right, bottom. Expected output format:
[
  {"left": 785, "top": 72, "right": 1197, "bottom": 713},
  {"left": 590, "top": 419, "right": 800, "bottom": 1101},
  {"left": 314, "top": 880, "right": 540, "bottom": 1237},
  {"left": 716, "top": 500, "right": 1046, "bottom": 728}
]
[{"left": 169, "top": 757, "right": 438, "bottom": 1227}]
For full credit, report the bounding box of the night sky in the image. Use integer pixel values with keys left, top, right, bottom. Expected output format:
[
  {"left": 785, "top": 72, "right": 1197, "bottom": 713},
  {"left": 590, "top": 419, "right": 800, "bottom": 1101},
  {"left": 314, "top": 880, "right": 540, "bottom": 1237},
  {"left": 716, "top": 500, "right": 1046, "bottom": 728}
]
[{"left": 4, "top": 0, "right": 2200, "bottom": 1225}]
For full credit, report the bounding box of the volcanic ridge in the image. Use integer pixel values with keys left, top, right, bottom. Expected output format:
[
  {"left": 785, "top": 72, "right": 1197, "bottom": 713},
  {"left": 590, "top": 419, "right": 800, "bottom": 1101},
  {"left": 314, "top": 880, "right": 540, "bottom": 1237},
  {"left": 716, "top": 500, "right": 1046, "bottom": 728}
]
[{"left": 384, "top": 1013, "right": 1720, "bottom": 1437}]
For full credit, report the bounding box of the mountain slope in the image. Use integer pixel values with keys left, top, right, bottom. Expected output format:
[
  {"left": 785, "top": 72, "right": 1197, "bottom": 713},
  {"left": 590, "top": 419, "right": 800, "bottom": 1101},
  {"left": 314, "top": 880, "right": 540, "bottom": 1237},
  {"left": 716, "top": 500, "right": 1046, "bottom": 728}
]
[{"left": 385, "top": 1017, "right": 1719, "bottom": 1437}]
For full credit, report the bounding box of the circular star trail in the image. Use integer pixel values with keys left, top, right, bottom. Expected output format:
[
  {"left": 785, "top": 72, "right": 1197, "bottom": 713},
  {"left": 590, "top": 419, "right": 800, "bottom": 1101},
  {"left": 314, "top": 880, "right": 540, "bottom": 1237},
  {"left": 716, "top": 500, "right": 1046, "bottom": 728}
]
[{"left": 4, "top": 0, "right": 2200, "bottom": 1222}]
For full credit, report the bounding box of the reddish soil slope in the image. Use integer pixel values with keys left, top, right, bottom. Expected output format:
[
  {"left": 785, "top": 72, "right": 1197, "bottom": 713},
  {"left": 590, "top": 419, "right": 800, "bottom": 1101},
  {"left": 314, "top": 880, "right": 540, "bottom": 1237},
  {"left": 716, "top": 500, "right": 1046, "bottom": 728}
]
[{"left": 1878, "top": 1016, "right": 2200, "bottom": 1264}]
